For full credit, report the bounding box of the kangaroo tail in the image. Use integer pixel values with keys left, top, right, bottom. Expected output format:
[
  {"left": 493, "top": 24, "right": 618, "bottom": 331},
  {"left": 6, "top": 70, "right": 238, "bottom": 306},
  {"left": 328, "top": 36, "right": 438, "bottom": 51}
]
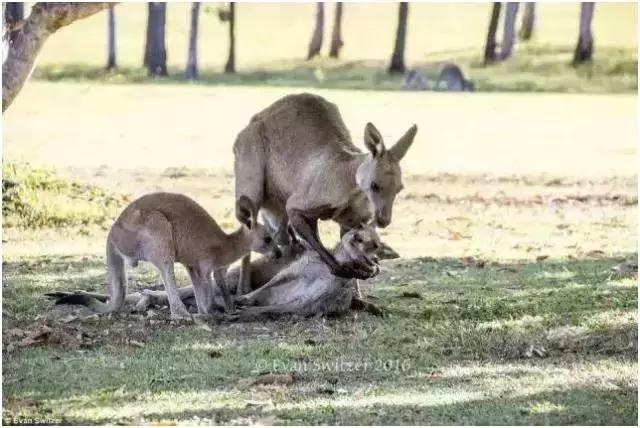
[{"left": 54, "top": 292, "right": 111, "bottom": 312}]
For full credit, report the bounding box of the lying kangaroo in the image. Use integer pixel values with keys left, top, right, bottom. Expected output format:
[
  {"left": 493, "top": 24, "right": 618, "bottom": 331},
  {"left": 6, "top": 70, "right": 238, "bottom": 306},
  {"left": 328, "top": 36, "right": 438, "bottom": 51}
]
[
  {"left": 103, "top": 192, "right": 278, "bottom": 319},
  {"left": 434, "top": 64, "right": 475, "bottom": 92},
  {"left": 49, "top": 239, "right": 304, "bottom": 314},
  {"left": 234, "top": 225, "right": 382, "bottom": 319},
  {"left": 51, "top": 225, "right": 384, "bottom": 319},
  {"left": 234, "top": 93, "right": 417, "bottom": 280}
]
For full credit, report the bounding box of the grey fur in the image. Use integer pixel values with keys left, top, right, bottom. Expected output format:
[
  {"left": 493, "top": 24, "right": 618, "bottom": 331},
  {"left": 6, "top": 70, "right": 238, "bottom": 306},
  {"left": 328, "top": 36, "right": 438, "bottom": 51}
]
[{"left": 435, "top": 64, "right": 475, "bottom": 92}]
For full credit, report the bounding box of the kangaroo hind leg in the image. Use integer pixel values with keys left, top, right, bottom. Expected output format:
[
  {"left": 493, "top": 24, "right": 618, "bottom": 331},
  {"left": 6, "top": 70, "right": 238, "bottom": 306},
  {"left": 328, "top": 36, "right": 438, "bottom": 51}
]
[{"left": 141, "top": 211, "right": 192, "bottom": 321}]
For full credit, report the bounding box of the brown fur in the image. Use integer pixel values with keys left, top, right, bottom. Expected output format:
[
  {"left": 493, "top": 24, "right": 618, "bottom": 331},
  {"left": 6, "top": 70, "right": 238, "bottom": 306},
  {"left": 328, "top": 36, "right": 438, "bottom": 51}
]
[
  {"left": 233, "top": 93, "right": 417, "bottom": 280},
  {"left": 104, "top": 192, "right": 278, "bottom": 320}
]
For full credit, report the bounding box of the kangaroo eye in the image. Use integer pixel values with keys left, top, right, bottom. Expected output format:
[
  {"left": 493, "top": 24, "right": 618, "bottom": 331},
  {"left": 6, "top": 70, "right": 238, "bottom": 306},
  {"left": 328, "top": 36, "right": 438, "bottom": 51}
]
[
  {"left": 354, "top": 235, "right": 363, "bottom": 243},
  {"left": 264, "top": 237, "right": 272, "bottom": 244},
  {"left": 371, "top": 182, "right": 381, "bottom": 193}
]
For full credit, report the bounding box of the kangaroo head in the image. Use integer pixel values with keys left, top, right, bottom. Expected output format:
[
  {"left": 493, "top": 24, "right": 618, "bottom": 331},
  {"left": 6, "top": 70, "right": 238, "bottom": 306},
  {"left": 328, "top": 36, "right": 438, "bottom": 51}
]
[
  {"left": 236, "top": 196, "right": 281, "bottom": 258},
  {"left": 342, "top": 224, "right": 382, "bottom": 261},
  {"left": 356, "top": 123, "right": 418, "bottom": 228}
]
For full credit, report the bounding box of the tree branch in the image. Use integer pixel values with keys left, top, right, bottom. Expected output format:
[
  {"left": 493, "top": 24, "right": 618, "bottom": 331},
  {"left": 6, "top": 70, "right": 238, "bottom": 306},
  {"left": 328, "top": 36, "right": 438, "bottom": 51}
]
[{"left": 2, "top": 2, "right": 112, "bottom": 112}]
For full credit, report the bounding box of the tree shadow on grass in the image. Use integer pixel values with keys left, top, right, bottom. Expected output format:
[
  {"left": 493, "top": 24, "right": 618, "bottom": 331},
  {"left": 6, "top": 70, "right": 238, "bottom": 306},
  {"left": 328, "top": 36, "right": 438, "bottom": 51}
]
[
  {"left": 31, "top": 44, "right": 637, "bottom": 93},
  {"left": 51, "top": 385, "right": 638, "bottom": 425},
  {"left": 2, "top": 253, "right": 637, "bottom": 424}
]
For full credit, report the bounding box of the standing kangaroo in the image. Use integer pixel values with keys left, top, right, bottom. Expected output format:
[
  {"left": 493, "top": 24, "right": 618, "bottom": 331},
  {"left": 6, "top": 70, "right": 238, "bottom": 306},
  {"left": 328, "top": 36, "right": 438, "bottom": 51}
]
[
  {"left": 50, "top": 238, "right": 304, "bottom": 314},
  {"left": 104, "top": 192, "right": 278, "bottom": 319},
  {"left": 233, "top": 93, "right": 417, "bottom": 280}
]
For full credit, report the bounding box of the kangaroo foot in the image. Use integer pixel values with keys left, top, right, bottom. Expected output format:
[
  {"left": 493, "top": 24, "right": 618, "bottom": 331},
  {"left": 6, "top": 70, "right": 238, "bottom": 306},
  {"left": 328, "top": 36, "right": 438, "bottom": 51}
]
[
  {"left": 234, "top": 294, "right": 253, "bottom": 307},
  {"left": 351, "top": 296, "right": 385, "bottom": 317},
  {"left": 169, "top": 302, "right": 193, "bottom": 322}
]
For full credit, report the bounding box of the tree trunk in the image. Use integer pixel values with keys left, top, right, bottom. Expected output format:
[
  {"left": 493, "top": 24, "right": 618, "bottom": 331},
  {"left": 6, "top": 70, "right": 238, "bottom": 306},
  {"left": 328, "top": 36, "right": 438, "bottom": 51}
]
[
  {"left": 3, "top": 2, "right": 111, "bottom": 112},
  {"left": 573, "top": 2, "right": 595, "bottom": 65},
  {"left": 519, "top": 2, "right": 535, "bottom": 41},
  {"left": 307, "top": 2, "right": 324, "bottom": 60},
  {"left": 329, "top": 2, "right": 343, "bottom": 58},
  {"left": 483, "top": 2, "right": 501, "bottom": 65},
  {"left": 4, "top": 2, "right": 24, "bottom": 25},
  {"left": 143, "top": 3, "right": 150, "bottom": 66},
  {"left": 185, "top": 2, "right": 199, "bottom": 79},
  {"left": 224, "top": 2, "right": 235, "bottom": 73},
  {"left": 106, "top": 4, "right": 116, "bottom": 69},
  {"left": 500, "top": 2, "right": 519, "bottom": 60},
  {"left": 4, "top": 2, "right": 24, "bottom": 44},
  {"left": 145, "top": 2, "right": 167, "bottom": 76},
  {"left": 388, "top": 2, "right": 408, "bottom": 74}
]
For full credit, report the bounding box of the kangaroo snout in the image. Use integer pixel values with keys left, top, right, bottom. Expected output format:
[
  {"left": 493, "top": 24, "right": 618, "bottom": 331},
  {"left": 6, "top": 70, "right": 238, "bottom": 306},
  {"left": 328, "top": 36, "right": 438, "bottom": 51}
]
[
  {"left": 273, "top": 248, "right": 283, "bottom": 259},
  {"left": 375, "top": 213, "right": 391, "bottom": 228}
]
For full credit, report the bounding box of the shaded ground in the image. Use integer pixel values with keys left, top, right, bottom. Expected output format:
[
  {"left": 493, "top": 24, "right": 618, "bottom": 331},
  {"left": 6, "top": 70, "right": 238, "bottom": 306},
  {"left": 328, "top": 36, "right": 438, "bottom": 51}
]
[
  {"left": 2, "top": 167, "right": 637, "bottom": 425},
  {"left": 33, "top": 45, "right": 638, "bottom": 94},
  {"left": 2, "top": 252, "right": 637, "bottom": 425}
]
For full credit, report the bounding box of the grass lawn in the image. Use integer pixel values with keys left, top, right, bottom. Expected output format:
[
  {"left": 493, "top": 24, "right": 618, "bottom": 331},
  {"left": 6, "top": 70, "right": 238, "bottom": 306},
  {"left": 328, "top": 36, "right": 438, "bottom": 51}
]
[
  {"left": 2, "top": 83, "right": 637, "bottom": 424},
  {"left": 25, "top": 2, "right": 638, "bottom": 93}
]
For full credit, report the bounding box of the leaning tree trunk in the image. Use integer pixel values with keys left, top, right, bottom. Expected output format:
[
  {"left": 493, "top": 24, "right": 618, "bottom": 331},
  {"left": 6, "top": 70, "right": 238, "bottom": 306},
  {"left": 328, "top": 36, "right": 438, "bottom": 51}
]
[
  {"left": 106, "top": 4, "right": 116, "bottom": 69},
  {"left": 4, "top": 2, "right": 23, "bottom": 44},
  {"left": 145, "top": 2, "right": 167, "bottom": 76},
  {"left": 328, "top": 2, "right": 343, "bottom": 58},
  {"left": 4, "top": 2, "right": 23, "bottom": 24},
  {"left": 388, "top": 2, "right": 408, "bottom": 74},
  {"left": 573, "top": 2, "right": 595, "bottom": 65},
  {"left": 307, "top": 2, "right": 324, "bottom": 59},
  {"left": 519, "top": 2, "right": 535, "bottom": 41},
  {"left": 185, "top": 2, "right": 200, "bottom": 79},
  {"left": 500, "top": 2, "right": 519, "bottom": 60},
  {"left": 483, "top": 2, "right": 501, "bottom": 65},
  {"left": 3, "top": 2, "right": 111, "bottom": 112},
  {"left": 224, "top": 2, "right": 235, "bottom": 73}
]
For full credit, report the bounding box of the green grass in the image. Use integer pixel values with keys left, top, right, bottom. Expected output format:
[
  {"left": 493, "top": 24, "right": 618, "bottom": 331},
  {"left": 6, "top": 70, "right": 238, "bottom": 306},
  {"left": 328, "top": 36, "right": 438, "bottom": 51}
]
[
  {"left": 2, "top": 251, "right": 637, "bottom": 424},
  {"left": 2, "top": 162, "right": 124, "bottom": 230},
  {"left": 2, "top": 164, "right": 637, "bottom": 424},
  {"left": 3, "top": 61, "right": 637, "bottom": 423},
  {"left": 24, "top": 2, "right": 638, "bottom": 93},
  {"left": 32, "top": 44, "right": 638, "bottom": 93}
]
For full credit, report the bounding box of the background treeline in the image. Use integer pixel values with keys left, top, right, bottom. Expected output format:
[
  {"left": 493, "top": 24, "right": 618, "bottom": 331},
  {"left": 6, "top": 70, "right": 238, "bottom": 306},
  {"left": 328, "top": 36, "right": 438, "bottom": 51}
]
[{"left": 4, "top": 2, "right": 637, "bottom": 92}]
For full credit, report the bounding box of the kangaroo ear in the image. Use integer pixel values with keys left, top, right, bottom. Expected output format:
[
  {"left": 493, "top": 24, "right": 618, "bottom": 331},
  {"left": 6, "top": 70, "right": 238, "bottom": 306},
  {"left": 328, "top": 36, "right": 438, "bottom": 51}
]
[
  {"left": 364, "top": 122, "right": 385, "bottom": 157},
  {"left": 389, "top": 124, "right": 417, "bottom": 162},
  {"left": 236, "top": 196, "right": 256, "bottom": 229}
]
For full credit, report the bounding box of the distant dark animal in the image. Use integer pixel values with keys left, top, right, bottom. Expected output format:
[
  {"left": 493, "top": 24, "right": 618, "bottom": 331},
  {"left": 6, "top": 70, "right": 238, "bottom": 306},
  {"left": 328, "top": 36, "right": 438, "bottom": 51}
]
[
  {"left": 402, "top": 69, "right": 429, "bottom": 91},
  {"left": 435, "top": 64, "right": 475, "bottom": 92}
]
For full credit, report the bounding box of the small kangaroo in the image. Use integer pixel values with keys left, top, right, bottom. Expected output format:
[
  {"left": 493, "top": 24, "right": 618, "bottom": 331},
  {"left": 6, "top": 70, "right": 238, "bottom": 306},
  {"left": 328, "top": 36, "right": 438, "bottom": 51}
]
[
  {"left": 50, "top": 238, "right": 302, "bottom": 314},
  {"left": 234, "top": 93, "right": 417, "bottom": 280},
  {"left": 104, "top": 192, "right": 278, "bottom": 319},
  {"left": 403, "top": 69, "right": 429, "bottom": 91},
  {"left": 434, "top": 64, "right": 475, "bottom": 92}
]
